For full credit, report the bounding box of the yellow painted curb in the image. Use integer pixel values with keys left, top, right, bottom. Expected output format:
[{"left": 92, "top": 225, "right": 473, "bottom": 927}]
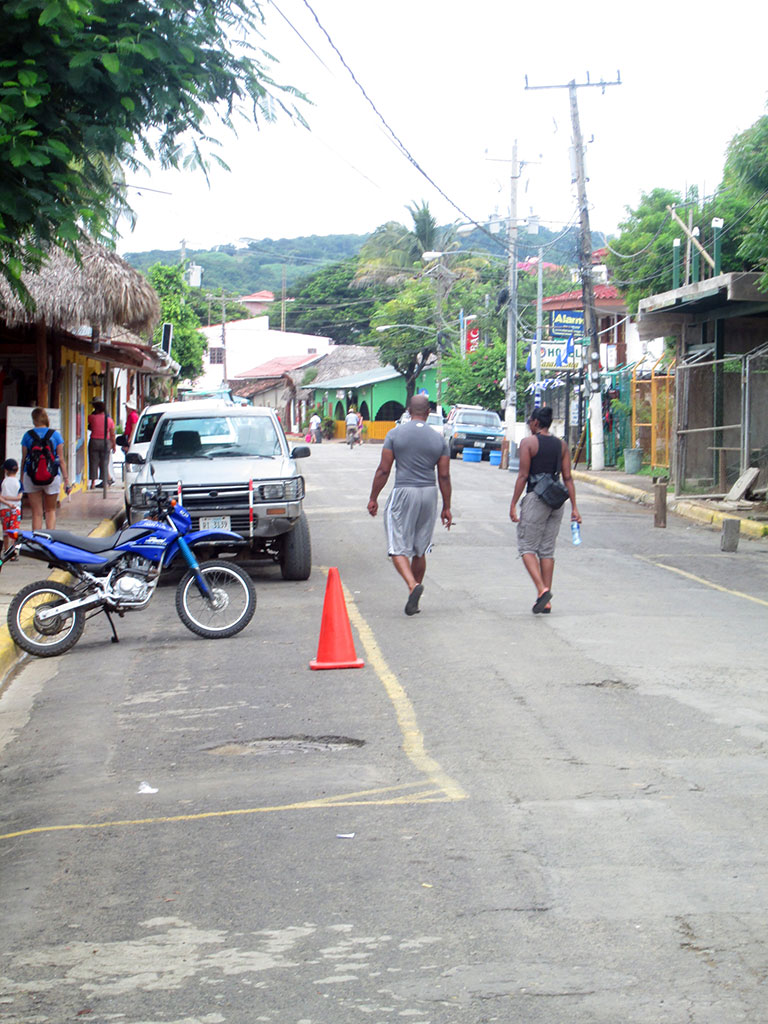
[
  {"left": 672, "top": 501, "right": 714, "bottom": 526},
  {"left": 572, "top": 471, "right": 653, "bottom": 504},
  {"left": 575, "top": 472, "right": 768, "bottom": 539}
]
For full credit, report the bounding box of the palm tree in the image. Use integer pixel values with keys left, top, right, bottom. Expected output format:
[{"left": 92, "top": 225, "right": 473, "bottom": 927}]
[{"left": 353, "top": 201, "right": 457, "bottom": 287}]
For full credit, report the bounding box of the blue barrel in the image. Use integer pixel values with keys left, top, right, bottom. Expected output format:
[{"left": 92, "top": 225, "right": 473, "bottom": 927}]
[
  {"left": 462, "top": 448, "right": 482, "bottom": 462},
  {"left": 489, "top": 450, "right": 502, "bottom": 466}
]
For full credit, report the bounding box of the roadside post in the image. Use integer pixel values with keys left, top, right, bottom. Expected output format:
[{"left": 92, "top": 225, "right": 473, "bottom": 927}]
[{"left": 654, "top": 477, "right": 667, "bottom": 529}]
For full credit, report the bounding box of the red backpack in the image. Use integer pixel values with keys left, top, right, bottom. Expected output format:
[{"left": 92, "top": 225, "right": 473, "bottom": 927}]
[{"left": 27, "top": 429, "right": 57, "bottom": 486}]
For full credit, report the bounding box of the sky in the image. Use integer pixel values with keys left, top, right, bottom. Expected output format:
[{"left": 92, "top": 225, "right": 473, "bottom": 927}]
[{"left": 116, "top": 0, "right": 768, "bottom": 259}]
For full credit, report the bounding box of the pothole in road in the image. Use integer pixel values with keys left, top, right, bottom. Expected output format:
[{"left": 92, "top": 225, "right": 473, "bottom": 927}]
[{"left": 205, "top": 735, "right": 366, "bottom": 756}]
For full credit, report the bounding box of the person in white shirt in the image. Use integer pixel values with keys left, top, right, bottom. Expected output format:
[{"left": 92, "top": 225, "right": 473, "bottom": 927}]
[
  {"left": 0, "top": 458, "right": 22, "bottom": 558},
  {"left": 309, "top": 412, "right": 322, "bottom": 444}
]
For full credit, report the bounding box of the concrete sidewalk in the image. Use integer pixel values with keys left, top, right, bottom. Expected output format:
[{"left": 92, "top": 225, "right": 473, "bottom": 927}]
[
  {"left": 0, "top": 484, "right": 125, "bottom": 683},
  {"left": 573, "top": 467, "right": 768, "bottom": 540}
]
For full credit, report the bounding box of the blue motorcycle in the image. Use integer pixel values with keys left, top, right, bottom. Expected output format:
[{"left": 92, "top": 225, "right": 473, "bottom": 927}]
[{"left": 2, "top": 487, "right": 256, "bottom": 657}]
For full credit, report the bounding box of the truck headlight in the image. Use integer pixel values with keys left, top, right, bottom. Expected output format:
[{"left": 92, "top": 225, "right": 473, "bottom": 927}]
[{"left": 261, "top": 483, "right": 284, "bottom": 500}]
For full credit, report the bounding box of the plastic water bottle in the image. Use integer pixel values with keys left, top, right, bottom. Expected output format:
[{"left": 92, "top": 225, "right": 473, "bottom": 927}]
[{"left": 571, "top": 521, "right": 582, "bottom": 546}]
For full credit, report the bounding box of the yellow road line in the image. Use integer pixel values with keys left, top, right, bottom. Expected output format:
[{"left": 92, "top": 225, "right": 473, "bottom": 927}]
[
  {"left": 635, "top": 555, "right": 768, "bottom": 608},
  {"left": 338, "top": 573, "right": 468, "bottom": 802},
  {"left": 0, "top": 787, "right": 454, "bottom": 841},
  {"left": 1, "top": 570, "right": 466, "bottom": 840}
]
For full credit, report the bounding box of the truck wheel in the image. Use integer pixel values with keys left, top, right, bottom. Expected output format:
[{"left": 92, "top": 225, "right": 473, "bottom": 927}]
[{"left": 279, "top": 512, "right": 312, "bottom": 580}]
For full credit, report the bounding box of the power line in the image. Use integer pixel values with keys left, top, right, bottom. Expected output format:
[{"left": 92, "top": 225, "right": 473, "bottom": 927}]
[{"left": 298, "top": 0, "right": 505, "bottom": 252}]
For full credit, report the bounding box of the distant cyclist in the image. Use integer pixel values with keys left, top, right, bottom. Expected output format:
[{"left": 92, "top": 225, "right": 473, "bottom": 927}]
[{"left": 345, "top": 407, "right": 360, "bottom": 447}]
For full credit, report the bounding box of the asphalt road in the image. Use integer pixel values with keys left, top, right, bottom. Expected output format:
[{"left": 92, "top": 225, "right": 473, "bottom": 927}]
[{"left": 1, "top": 441, "right": 768, "bottom": 1024}]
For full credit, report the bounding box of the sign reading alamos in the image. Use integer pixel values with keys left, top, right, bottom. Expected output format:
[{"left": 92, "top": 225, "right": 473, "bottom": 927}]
[{"left": 550, "top": 309, "right": 584, "bottom": 338}]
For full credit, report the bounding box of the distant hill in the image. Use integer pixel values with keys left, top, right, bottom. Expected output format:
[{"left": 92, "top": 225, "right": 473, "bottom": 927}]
[
  {"left": 123, "top": 234, "right": 370, "bottom": 295},
  {"left": 123, "top": 223, "right": 596, "bottom": 297}
]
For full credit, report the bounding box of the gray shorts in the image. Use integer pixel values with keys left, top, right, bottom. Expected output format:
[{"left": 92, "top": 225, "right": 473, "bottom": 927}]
[
  {"left": 384, "top": 486, "right": 438, "bottom": 558},
  {"left": 517, "top": 491, "right": 565, "bottom": 559}
]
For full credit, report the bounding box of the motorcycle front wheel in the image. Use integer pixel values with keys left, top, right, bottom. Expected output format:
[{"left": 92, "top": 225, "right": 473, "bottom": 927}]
[
  {"left": 8, "top": 580, "right": 86, "bottom": 657},
  {"left": 175, "top": 560, "right": 256, "bottom": 639}
]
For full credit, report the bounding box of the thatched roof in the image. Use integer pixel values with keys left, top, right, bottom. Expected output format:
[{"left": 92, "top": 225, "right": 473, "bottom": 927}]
[{"left": 0, "top": 241, "right": 160, "bottom": 336}]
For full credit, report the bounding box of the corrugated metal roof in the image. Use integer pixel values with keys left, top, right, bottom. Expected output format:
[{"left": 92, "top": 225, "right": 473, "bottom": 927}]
[
  {"left": 312, "top": 366, "right": 402, "bottom": 389},
  {"left": 235, "top": 353, "right": 321, "bottom": 379}
]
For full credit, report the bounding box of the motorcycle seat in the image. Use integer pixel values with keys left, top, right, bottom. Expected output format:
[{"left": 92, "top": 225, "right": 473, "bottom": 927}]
[{"left": 39, "top": 527, "right": 154, "bottom": 553}]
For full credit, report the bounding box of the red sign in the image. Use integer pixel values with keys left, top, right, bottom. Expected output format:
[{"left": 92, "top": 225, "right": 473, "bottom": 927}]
[{"left": 465, "top": 315, "right": 480, "bottom": 354}]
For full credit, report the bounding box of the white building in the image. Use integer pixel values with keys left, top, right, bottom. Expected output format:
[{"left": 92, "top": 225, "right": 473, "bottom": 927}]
[{"left": 193, "top": 317, "right": 335, "bottom": 392}]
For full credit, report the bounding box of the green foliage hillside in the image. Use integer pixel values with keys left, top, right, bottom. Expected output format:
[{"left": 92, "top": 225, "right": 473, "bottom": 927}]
[{"left": 123, "top": 234, "right": 370, "bottom": 295}]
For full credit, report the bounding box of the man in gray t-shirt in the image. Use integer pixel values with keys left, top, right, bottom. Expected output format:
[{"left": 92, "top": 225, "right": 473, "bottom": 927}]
[{"left": 367, "top": 395, "right": 452, "bottom": 616}]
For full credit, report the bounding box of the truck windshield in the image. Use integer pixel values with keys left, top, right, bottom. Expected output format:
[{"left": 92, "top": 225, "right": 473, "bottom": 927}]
[
  {"left": 458, "top": 412, "right": 500, "bottom": 428},
  {"left": 152, "top": 416, "right": 283, "bottom": 459}
]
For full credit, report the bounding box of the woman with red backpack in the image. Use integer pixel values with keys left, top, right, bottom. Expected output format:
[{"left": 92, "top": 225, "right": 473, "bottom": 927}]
[{"left": 21, "top": 407, "right": 70, "bottom": 531}]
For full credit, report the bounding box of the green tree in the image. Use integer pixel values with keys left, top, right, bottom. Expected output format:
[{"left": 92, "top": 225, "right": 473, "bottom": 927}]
[
  {"left": 370, "top": 279, "right": 437, "bottom": 400},
  {"left": 147, "top": 264, "right": 207, "bottom": 381},
  {"left": 603, "top": 181, "right": 757, "bottom": 312},
  {"left": 279, "top": 258, "right": 392, "bottom": 342},
  {"left": 442, "top": 339, "right": 507, "bottom": 411},
  {"left": 354, "top": 201, "right": 456, "bottom": 287},
  {"left": 722, "top": 113, "right": 768, "bottom": 285},
  {"left": 602, "top": 188, "right": 685, "bottom": 313},
  {"left": 0, "top": 0, "right": 304, "bottom": 300}
]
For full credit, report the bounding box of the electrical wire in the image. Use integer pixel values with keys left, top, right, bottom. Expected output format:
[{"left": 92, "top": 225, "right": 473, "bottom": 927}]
[
  {"left": 297, "top": 0, "right": 506, "bottom": 252},
  {"left": 267, "top": 0, "right": 333, "bottom": 72}
]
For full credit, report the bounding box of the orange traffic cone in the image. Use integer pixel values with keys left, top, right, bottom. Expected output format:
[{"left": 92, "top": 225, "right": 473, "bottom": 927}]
[{"left": 310, "top": 567, "right": 365, "bottom": 670}]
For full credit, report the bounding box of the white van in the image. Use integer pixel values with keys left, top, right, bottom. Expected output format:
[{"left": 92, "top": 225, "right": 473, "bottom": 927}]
[{"left": 121, "top": 399, "right": 233, "bottom": 511}]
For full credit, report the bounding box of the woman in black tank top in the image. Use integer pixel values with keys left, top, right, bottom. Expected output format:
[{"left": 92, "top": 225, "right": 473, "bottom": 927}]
[
  {"left": 526, "top": 433, "right": 562, "bottom": 490},
  {"left": 508, "top": 406, "right": 581, "bottom": 614}
]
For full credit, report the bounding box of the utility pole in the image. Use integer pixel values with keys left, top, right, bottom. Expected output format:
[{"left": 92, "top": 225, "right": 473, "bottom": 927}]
[
  {"left": 505, "top": 140, "right": 519, "bottom": 436},
  {"left": 535, "top": 245, "right": 544, "bottom": 403},
  {"left": 525, "top": 72, "right": 621, "bottom": 471},
  {"left": 281, "top": 264, "right": 287, "bottom": 331},
  {"left": 220, "top": 296, "right": 228, "bottom": 385}
]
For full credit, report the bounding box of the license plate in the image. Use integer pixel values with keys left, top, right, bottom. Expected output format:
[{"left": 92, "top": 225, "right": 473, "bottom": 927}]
[
  {"left": 200, "top": 515, "right": 231, "bottom": 531},
  {"left": 473, "top": 441, "right": 485, "bottom": 448}
]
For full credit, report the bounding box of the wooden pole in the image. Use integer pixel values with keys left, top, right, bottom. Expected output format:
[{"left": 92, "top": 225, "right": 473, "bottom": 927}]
[
  {"left": 36, "top": 321, "right": 48, "bottom": 407},
  {"left": 653, "top": 481, "right": 667, "bottom": 528}
]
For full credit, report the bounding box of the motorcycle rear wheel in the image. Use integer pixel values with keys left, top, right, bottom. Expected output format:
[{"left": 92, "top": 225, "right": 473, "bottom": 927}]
[
  {"left": 175, "top": 560, "right": 256, "bottom": 639},
  {"left": 8, "top": 580, "right": 86, "bottom": 657}
]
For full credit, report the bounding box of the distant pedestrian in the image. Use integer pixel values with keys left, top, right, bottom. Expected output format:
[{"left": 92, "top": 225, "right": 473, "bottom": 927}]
[
  {"left": 88, "top": 400, "right": 116, "bottom": 488},
  {"left": 125, "top": 402, "right": 139, "bottom": 443},
  {"left": 367, "top": 394, "right": 452, "bottom": 616},
  {"left": 345, "top": 407, "right": 360, "bottom": 447},
  {"left": 509, "top": 406, "right": 581, "bottom": 614},
  {"left": 0, "top": 458, "right": 22, "bottom": 558},
  {"left": 309, "top": 411, "right": 322, "bottom": 444},
  {"left": 21, "top": 407, "right": 71, "bottom": 532},
  {"left": 356, "top": 409, "right": 364, "bottom": 444}
]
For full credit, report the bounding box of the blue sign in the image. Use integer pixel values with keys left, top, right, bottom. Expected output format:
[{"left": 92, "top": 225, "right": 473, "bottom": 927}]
[{"left": 551, "top": 309, "right": 584, "bottom": 338}]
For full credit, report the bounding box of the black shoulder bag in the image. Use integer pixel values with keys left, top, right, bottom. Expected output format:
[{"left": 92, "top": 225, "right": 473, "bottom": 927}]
[{"left": 531, "top": 438, "right": 569, "bottom": 509}]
